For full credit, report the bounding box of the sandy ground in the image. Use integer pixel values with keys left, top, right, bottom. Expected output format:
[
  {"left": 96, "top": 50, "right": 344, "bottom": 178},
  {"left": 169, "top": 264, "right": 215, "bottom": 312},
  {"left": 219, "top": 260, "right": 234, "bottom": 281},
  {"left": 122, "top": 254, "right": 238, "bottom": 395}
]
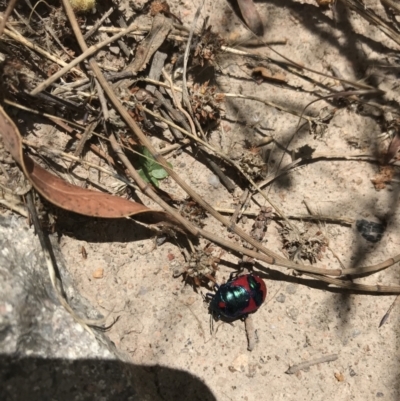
[
  {"left": 60, "top": 1, "right": 400, "bottom": 400},
  {"left": 4, "top": 0, "right": 400, "bottom": 400}
]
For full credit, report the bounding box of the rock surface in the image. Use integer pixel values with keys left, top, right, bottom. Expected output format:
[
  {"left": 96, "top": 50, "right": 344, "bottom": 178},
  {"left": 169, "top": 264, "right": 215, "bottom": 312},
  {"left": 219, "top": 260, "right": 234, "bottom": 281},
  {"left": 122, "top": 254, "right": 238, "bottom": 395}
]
[{"left": 0, "top": 217, "right": 216, "bottom": 401}]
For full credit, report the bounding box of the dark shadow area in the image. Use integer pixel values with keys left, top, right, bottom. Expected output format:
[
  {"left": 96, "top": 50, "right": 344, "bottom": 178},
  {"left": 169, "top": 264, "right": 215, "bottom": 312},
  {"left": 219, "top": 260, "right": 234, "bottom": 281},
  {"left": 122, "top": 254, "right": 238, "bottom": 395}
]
[
  {"left": 257, "top": 0, "right": 396, "bottom": 57},
  {"left": 52, "top": 211, "right": 160, "bottom": 243},
  {"left": 0, "top": 355, "right": 217, "bottom": 401}
]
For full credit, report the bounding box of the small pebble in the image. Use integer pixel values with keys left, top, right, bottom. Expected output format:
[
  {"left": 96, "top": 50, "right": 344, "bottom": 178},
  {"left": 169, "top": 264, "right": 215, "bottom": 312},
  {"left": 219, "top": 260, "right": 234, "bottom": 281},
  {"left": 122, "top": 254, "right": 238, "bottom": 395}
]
[
  {"left": 92, "top": 267, "right": 104, "bottom": 279},
  {"left": 276, "top": 293, "right": 286, "bottom": 303},
  {"left": 208, "top": 174, "right": 220, "bottom": 188},
  {"left": 286, "top": 284, "right": 297, "bottom": 294},
  {"left": 109, "top": 46, "right": 120, "bottom": 55},
  {"left": 286, "top": 306, "right": 299, "bottom": 321},
  {"left": 376, "top": 393, "right": 384, "bottom": 398},
  {"left": 334, "top": 372, "right": 345, "bottom": 382},
  {"left": 349, "top": 368, "right": 356, "bottom": 377},
  {"left": 156, "top": 236, "right": 167, "bottom": 246}
]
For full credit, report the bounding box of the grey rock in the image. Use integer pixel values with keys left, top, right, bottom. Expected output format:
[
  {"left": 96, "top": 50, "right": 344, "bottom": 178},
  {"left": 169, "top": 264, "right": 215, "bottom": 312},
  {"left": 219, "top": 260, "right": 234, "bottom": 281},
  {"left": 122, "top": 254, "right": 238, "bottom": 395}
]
[
  {"left": 0, "top": 216, "right": 111, "bottom": 360},
  {"left": 0, "top": 216, "right": 217, "bottom": 401}
]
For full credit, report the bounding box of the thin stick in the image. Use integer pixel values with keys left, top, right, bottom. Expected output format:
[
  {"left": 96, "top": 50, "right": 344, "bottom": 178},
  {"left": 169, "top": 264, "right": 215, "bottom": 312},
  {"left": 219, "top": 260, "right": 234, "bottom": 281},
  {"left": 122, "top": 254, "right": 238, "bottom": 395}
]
[
  {"left": 23, "top": 139, "right": 120, "bottom": 178},
  {"left": 30, "top": 22, "right": 141, "bottom": 95},
  {"left": 379, "top": 295, "right": 400, "bottom": 328},
  {"left": 341, "top": 0, "right": 400, "bottom": 47},
  {"left": 230, "top": 189, "right": 250, "bottom": 226},
  {"left": 68, "top": 118, "right": 99, "bottom": 170},
  {"left": 0, "top": 196, "right": 28, "bottom": 217},
  {"left": 214, "top": 207, "right": 354, "bottom": 225},
  {"left": 181, "top": 1, "right": 204, "bottom": 118},
  {"left": 244, "top": 315, "right": 256, "bottom": 351},
  {"left": 304, "top": 272, "right": 400, "bottom": 293},
  {"left": 0, "top": 0, "right": 18, "bottom": 36},
  {"left": 341, "top": 253, "right": 400, "bottom": 277},
  {"left": 84, "top": 7, "right": 114, "bottom": 40},
  {"left": 285, "top": 354, "right": 338, "bottom": 374},
  {"left": 220, "top": 46, "right": 375, "bottom": 91},
  {"left": 224, "top": 93, "right": 316, "bottom": 122},
  {"left": 381, "top": 0, "right": 400, "bottom": 14},
  {"left": 95, "top": 78, "right": 109, "bottom": 121},
  {"left": 162, "top": 68, "right": 196, "bottom": 134},
  {"left": 3, "top": 26, "right": 85, "bottom": 77}
]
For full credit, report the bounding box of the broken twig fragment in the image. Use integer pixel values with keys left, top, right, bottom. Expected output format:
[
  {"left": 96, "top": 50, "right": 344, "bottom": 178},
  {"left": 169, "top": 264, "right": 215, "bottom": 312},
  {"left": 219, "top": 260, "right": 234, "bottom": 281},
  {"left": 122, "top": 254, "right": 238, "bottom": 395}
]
[{"left": 285, "top": 354, "right": 338, "bottom": 375}]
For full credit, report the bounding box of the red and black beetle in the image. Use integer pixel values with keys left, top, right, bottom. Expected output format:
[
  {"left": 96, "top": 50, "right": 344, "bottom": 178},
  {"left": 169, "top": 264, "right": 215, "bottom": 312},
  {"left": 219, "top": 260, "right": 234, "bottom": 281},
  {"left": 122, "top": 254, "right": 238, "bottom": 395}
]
[{"left": 208, "top": 274, "right": 267, "bottom": 320}]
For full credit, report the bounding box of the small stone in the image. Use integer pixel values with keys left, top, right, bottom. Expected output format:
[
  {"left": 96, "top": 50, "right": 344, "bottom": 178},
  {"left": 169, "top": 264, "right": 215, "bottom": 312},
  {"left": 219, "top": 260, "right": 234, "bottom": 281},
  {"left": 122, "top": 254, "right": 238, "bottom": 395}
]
[
  {"left": 230, "top": 353, "right": 249, "bottom": 373},
  {"left": 349, "top": 368, "right": 356, "bottom": 377},
  {"left": 276, "top": 293, "right": 286, "bottom": 303},
  {"left": 334, "top": 372, "right": 345, "bottom": 382},
  {"left": 109, "top": 46, "right": 120, "bottom": 55},
  {"left": 286, "top": 306, "right": 299, "bottom": 321},
  {"left": 208, "top": 174, "right": 220, "bottom": 188},
  {"left": 376, "top": 392, "right": 384, "bottom": 398},
  {"left": 286, "top": 284, "right": 297, "bottom": 294},
  {"left": 92, "top": 267, "right": 104, "bottom": 279}
]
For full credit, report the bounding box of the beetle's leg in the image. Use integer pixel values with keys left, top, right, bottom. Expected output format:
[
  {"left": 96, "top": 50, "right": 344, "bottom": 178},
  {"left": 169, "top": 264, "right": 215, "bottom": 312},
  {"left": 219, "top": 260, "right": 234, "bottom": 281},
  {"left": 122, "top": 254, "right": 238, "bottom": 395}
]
[
  {"left": 204, "top": 273, "right": 217, "bottom": 284},
  {"left": 240, "top": 313, "right": 249, "bottom": 322},
  {"left": 237, "top": 264, "right": 250, "bottom": 276},
  {"left": 228, "top": 271, "right": 240, "bottom": 282},
  {"left": 205, "top": 292, "right": 214, "bottom": 301}
]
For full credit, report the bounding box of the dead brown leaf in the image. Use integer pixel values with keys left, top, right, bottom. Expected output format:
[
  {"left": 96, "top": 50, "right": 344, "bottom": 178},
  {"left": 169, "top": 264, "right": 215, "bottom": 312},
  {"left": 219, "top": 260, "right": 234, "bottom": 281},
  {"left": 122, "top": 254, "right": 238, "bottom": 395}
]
[
  {"left": 385, "top": 131, "right": 400, "bottom": 163},
  {"left": 128, "top": 13, "right": 172, "bottom": 74},
  {"left": 0, "top": 105, "right": 155, "bottom": 218},
  {"left": 237, "top": 0, "right": 264, "bottom": 36}
]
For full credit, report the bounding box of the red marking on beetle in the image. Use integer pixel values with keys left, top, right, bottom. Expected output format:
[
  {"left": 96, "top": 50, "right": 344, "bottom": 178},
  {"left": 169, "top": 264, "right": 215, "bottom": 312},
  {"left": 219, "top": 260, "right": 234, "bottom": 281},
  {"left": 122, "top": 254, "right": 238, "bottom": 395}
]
[
  {"left": 241, "top": 297, "right": 258, "bottom": 315},
  {"left": 256, "top": 277, "right": 267, "bottom": 303},
  {"left": 229, "top": 275, "right": 251, "bottom": 291},
  {"left": 229, "top": 275, "right": 267, "bottom": 304}
]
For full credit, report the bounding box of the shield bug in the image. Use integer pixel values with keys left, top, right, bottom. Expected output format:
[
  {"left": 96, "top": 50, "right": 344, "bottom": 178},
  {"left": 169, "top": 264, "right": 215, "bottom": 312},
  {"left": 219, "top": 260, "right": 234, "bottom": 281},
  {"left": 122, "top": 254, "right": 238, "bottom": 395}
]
[{"left": 208, "top": 274, "right": 267, "bottom": 320}]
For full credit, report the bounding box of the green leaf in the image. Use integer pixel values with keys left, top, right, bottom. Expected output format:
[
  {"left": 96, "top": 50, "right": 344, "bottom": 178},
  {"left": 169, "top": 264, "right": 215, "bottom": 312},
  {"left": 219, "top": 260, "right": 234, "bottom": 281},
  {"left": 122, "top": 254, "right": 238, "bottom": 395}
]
[
  {"left": 139, "top": 146, "right": 158, "bottom": 171},
  {"left": 138, "top": 147, "right": 172, "bottom": 185},
  {"left": 138, "top": 169, "right": 150, "bottom": 183},
  {"left": 151, "top": 168, "right": 169, "bottom": 179},
  {"left": 150, "top": 176, "right": 159, "bottom": 187}
]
